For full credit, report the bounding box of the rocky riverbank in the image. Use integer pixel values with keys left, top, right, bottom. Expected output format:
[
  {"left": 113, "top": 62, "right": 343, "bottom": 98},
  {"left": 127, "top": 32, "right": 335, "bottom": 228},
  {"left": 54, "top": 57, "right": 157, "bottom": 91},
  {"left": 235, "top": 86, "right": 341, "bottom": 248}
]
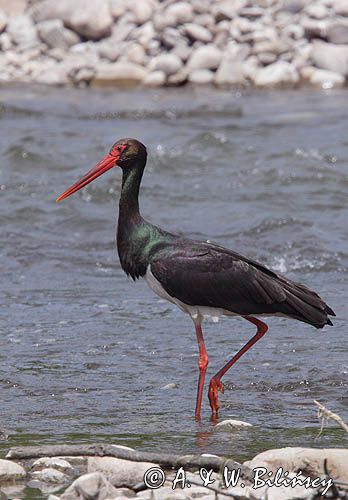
[
  {"left": 1, "top": 0, "right": 348, "bottom": 88},
  {"left": 1, "top": 443, "right": 347, "bottom": 499}
]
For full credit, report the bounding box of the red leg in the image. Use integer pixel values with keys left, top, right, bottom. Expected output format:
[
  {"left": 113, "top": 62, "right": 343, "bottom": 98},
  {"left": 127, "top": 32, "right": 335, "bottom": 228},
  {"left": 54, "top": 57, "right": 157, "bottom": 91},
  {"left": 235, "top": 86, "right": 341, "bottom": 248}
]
[
  {"left": 194, "top": 322, "right": 209, "bottom": 420},
  {"left": 208, "top": 316, "right": 268, "bottom": 419}
]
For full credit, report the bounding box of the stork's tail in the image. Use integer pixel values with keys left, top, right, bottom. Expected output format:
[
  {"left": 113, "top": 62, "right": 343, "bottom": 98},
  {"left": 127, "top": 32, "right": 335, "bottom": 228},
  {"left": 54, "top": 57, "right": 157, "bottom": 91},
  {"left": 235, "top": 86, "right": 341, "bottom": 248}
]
[{"left": 281, "top": 279, "right": 335, "bottom": 329}]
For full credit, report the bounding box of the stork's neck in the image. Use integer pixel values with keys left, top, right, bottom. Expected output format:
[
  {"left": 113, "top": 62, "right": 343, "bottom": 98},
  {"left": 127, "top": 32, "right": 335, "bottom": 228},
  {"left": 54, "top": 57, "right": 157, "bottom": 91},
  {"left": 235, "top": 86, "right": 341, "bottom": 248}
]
[{"left": 119, "top": 161, "right": 145, "bottom": 221}]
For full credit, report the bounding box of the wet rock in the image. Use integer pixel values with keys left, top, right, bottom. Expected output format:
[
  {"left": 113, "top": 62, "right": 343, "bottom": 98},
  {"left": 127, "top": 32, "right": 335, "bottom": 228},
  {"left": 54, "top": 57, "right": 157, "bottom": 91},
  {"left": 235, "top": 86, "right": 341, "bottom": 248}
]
[
  {"left": 327, "top": 19, "right": 348, "bottom": 44},
  {"left": 183, "top": 23, "right": 212, "bottom": 43},
  {"left": 0, "top": 459, "right": 26, "bottom": 481},
  {"left": 215, "top": 419, "right": 253, "bottom": 430},
  {"left": 310, "top": 41, "right": 348, "bottom": 75},
  {"left": 31, "top": 467, "right": 70, "bottom": 484},
  {"left": 37, "top": 20, "right": 80, "bottom": 49},
  {"left": 188, "top": 69, "right": 214, "bottom": 84},
  {"left": 149, "top": 53, "right": 182, "bottom": 76},
  {"left": 187, "top": 44, "right": 222, "bottom": 70},
  {"left": 32, "top": 457, "right": 75, "bottom": 473},
  {"left": 309, "top": 68, "right": 345, "bottom": 88},
  {"left": 30, "top": 0, "right": 113, "bottom": 40},
  {"left": 93, "top": 62, "right": 147, "bottom": 86},
  {"left": 143, "top": 70, "right": 166, "bottom": 86},
  {"left": 165, "top": 2, "right": 194, "bottom": 25},
  {"left": 333, "top": 0, "right": 348, "bottom": 17},
  {"left": 0, "top": 10, "right": 7, "bottom": 32},
  {"left": 6, "top": 14, "right": 38, "bottom": 48},
  {"left": 60, "top": 471, "right": 119, "bottom": 500},
  {"left": 87, "top": 457, "right": 157, "bottom": 488},
  {"left": 254, "top": 61, "right": 299, "bottom": 87}
]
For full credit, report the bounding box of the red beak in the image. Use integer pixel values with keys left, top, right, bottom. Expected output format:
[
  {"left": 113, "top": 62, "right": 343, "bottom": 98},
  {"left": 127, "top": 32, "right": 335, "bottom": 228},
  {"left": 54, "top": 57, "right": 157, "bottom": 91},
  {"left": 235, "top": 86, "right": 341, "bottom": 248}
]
[{"left": 56, "top": 151, "right": 122, "bottom": 202}]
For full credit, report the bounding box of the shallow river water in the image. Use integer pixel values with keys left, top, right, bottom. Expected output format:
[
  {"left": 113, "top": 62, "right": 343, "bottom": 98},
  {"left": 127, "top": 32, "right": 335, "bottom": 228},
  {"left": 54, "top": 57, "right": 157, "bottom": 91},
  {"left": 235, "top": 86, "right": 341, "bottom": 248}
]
[{"left": 1, "top": 85, "right": 347, "bottom": 464}]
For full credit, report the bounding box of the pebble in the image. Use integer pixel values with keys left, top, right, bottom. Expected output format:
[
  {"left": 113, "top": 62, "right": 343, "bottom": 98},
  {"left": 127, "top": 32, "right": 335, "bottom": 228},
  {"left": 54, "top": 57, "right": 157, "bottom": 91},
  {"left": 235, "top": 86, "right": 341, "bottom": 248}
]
[
  {"left": 93, "top": 62, "right": 148, "bottom": 85},
  {"left": 254, "top": 60, "right": 299, "bottom": 87},
  {"left": 310, "top": 40, "right": 348, "bottom": 75},
  {"left": 143, "top": 70, "right": 166, "bottom": 86},
  {"left": 309, "top": 68, "right": 345, "bottom": 88},
  {"left": 188, "top": 68, "right": 214, "bottom": 84},
  {"left": 184, "top": 23, "right": 213, "bottom": 42},
  {"left": 187, "top": 44, "right": 222, "bottom": 70},
  {"left": 148, "top": 53, "right": 182, "bottom": 75}
]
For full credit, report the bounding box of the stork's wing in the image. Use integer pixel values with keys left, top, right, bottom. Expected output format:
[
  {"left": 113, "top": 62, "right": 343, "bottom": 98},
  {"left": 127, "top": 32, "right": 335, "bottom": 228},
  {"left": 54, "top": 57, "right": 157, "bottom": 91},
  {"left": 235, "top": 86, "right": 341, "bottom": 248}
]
[{"left": 150, "top": 242, "right": 334, "bottom": 328}]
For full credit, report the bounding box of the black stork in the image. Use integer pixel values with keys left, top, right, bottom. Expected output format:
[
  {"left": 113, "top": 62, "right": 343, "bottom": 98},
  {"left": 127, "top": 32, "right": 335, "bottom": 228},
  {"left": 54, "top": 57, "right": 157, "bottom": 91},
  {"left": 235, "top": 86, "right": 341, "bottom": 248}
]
[{"left": 57, "top": 138, "right": 335, "bottom": 420}]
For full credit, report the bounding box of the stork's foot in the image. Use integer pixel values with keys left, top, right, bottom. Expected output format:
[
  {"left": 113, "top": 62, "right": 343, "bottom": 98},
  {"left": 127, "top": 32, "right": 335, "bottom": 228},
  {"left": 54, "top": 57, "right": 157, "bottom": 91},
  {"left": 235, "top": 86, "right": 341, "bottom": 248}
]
[{"left": 208, "top": 377, "right": 224, "bottom": 419}]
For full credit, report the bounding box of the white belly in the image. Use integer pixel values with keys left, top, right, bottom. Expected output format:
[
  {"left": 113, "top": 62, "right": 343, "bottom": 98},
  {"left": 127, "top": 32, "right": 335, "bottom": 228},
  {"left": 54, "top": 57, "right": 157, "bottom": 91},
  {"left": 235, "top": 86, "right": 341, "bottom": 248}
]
[{"left": 144, "top": 265, "right": 234, "bottom": 323}]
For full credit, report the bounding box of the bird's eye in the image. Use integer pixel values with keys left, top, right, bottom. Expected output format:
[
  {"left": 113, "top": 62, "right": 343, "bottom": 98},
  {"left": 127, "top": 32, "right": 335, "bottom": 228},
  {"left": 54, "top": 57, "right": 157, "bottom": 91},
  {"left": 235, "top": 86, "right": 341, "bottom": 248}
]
[{"left": 110, "top": 144, "right": 126, "bottom": 157}]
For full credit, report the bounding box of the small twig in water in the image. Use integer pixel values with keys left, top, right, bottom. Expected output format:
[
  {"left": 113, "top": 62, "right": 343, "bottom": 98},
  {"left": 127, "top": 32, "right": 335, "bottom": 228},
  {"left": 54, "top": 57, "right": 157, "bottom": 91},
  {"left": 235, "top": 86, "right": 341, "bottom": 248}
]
[{"left": 314, "top": 400, "right": 348, "bottom": 437}]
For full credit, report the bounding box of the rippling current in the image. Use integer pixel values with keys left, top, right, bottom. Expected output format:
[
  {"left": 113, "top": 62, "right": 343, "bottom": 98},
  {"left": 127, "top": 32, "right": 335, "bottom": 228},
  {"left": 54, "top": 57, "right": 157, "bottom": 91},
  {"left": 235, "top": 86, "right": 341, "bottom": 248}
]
[{"left": 1, "top": 85, "right": 347, "bottom": 463}]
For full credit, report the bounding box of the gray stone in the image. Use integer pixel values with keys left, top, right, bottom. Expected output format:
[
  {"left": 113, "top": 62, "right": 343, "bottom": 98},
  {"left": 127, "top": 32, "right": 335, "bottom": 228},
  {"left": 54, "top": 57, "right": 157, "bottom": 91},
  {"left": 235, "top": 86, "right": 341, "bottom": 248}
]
[
  {"left": 149, "top": 53, "right": 182, "bottom": 76},
  {"left": 87, "top": 457, "right": 158, "bottom": 488},
  {"left": 0, "top": 10, "right": 6, "bottom": 32},
  {"left": 165, "top": 2, "right": 194, "bottom": 24},
  {"left": 254, "top": 61, "right": 299, "bottom": 87},
  {"left": 93, "top": 62, "right": 147, "bottom": 85},
  {"left": 187, "top": 44, "right": 222, "bottom": 70},
  {"left": 0, "top": 459, "right": 26, "bottom": 481},
  {"left": 310, "top": 41, "right": 348, "bottom": 75},
  {"left": 309, "top": 68, "right": 345, "bottom": 88},
  {"left": 171, "top": 41, "right": 192, "bottom": 62},
  {"left": 143, "top": 70, "right": 166, "bottom": 86},
  {"left": 37, "top": 20, "right": 80, "bottom": 49},
  {"left": 6, "top": 14, "right": 38, "bottom": 48},
  {"left": 188, "top": 69, "right": 214, "bottom": 84},
  {"left": 327, "top": 20, "right": 348, "bottom": 44},
  {"left": 134, "top": 21, "right": 154, "bottom": 45},
  {"left": 183, "top": 23, "right": 212, "bottom": 43},
  {"left": 30, "top": 0, "right": 113, "bottom": 40},
  {"left": 333, "top": 0, "right": 348, "bottom": 16},
  {"left": 60, "top": 471, "right": 120, "bottom": 500},
  {"left": 31, "top": 468, "right": 70, "bottom": 484}
]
